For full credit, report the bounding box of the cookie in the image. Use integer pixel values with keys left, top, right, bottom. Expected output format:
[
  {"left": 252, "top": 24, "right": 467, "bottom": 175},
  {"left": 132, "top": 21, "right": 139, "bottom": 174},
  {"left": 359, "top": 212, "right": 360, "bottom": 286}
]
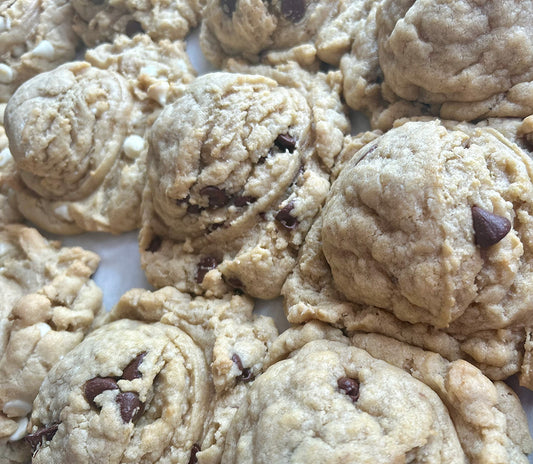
[
  {"left": 200, "top": 0, "right": 352, "bottom": 68},
  {"left": 71, "top": 0, "right": 204, "bottom": 47},
  {"left": 140, "top": 63, "right": 348, "bottom": 299},
  {"left": 0, "top": 0, "right": 80, "bottom": 103},
  {"left": 0, "top": 224, "right": 103, "bottom": 456},
  {"left": 222, "top": 321, "right": 532, "bottom": 463},
  {"left": 341, "top": 0, "right": 533, "bottom": 129},
  {"left": 25, "top": 286, "right": 277, "bottom": 463},
  {"left": 283, "top": 119, "right": 533, "bottom": 386},
  {"left": 4, "top": 34, "right": 195, "bottom": 235}
]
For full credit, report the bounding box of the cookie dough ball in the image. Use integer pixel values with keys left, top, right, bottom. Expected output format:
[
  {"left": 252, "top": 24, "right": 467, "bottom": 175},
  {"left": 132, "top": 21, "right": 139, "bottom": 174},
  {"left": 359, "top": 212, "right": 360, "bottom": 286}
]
[
  {"left": 5, "top": 35, "right": 195, "bottom": 234},
  {"left": 322, "top": 120, "right": 533, "bottom": 331},
  {"left": 200, "top": 0, "right": 350, "bottom": 67},
  {"left": 0, "top": 225, "right": 103, "bottom": 451},
  {"left": 72, "top": 0, "right": 204, "bottom": 47},
  {"left": 140, "top": 67, "right": 347, "bottom": 299},
  {"left": 0, "top": 0, "right": 80, "bottom": 102}
]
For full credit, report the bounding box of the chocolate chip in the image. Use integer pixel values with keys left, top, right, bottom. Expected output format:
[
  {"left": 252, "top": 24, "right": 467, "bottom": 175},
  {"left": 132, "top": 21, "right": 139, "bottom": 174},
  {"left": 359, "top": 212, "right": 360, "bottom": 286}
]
[
  {"left": 231, "top": 353, "right": 255, "bottom": 383},
  {"left": 187, "top": 203, "right": 202, "bottom": 214},
  {"left": 220, "top": 0, "right": 237, "bottom": 15},
  {"left": 275, "top": 201, "right": 298, "bottom": 230},
  {"left": 122, "top": 352, "right": 147, "bottom": 381},
  {"left": 281, "top": 0, "right": 306, "bottom": 22},
  {"left": 226, "top": 276, "right": 244, "bottom": 290},
  {"left": 116, "top": 391, "right": 144, "bottom": 423},
  {"left": 337, "top": 377, "right": 360, "bottom": 402},
  {"left": 145, "top": 236, "right": 162, "bottom": 253},
  {"left": 125, "top": 20, "right": 144, "bottom": 37},
  {"left": 234, "top": 195, "right": 257, "bottom": 207},
  {"left": 207, "top": 222, "right": 225, "bottom": 233},
  {"left": 188, "top": 443, "right": 201, "bottom": 464},
  {"left": 471, "top": 206, "right": 511, "bottom": 248},
  {"left": 274, "top": 133, "right": 296, "bottom": 153},
  {"left": 196, "top": 256, "right": 219, "bottom": 283},
  {"left": 200, "top": 186, "right": 230, "bottom": 208},
  {"left": 24, "top": 423, "right": 60, "bottom": 451},
  {"left": 84, "top": 377, "right": 119, "bottom": 408}
]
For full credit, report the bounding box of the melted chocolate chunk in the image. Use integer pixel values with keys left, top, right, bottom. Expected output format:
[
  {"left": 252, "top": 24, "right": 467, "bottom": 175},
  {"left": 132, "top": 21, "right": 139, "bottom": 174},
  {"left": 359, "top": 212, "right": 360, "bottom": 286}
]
[
  {"left": 337, "top": 377, "right": 360, "bottom": 402},
  {"left": 122, "top": 352, "right": 147, "bottom": 381},
  {"left": 234, "top": 195, "right": 257, "bottom": 207},
  {"left": 275, "top": 201, "right": 298, "bottom": 230},
  {"left": 145, "top": 236, "right": 162, "bottom": 253},
  {"left": 188, "top": 443, "right": 201, "bottom": 464},
  {"left": 274, "top": 133, "right": 296, "bottom": 153},
  {"left": 187, "top": 203, "right": 202, "bottom": 214},
  {"left": 281, "top": 0, "right": 306, "bottom": 22},
  {"left": 471, "top": 206, "right": 511, "bottom": 248},
  {"left": 116, "top": 391, "right": 144, "bottom": 423},
  {"left": 84, "top": 377, "right": 119, "bottom": 408},
  {"left": 125, "top": 20, "right": 144, "bottom": 37},
  {"left": 24, "top": 423, "right": 60, "bottom": 451},
  {"left": 231, "top": 353, "right": 255, "bottom": 383},
  {"left": 200, "top": 186, "right": 230, "bottom": 208},
  {"left": 220, "top": 0, "right": 237, "bottom": 15},
  {"left": 196, "top": 256, "right": 220, "bottom": 283}
]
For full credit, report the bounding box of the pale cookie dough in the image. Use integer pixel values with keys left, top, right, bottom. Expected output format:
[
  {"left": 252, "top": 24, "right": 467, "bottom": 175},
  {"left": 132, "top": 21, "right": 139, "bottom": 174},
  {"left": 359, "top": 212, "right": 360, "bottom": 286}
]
[
  {"left": 341, "top": 0, "right": 533, "bottom": 130},
  {"left": 0, "top": 224, "right": 103, "bottom": 459},
  {"left": 0, "top": 0, "right": 80, "bottom": 103},
  {"left": 222, "top": 321, "right": 532, "bottom": 463},
  {"left": 140, "top": 63, "right": 348, "bottom": 299},
  {"left": 72, "top": 0, "right": 204, "bottom": 47},
  {"left": 5, "top": 34, "right": 195, "bottom": 234},
  {"left": 283, "top": 120, "right": 533, "bottom": 387},
  {"left": 200, "top": 0, "right": 354, "bottom": 68},
  {"left": 26, "top": 286, "right": 277, "bottom": 463}
]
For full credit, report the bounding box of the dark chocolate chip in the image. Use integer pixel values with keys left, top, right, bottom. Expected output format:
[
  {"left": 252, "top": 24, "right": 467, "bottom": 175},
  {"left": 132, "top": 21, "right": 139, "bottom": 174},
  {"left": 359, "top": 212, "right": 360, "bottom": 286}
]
[
  {"left": 187, "top": 203, "right": 202, "bottom": 214},
  {"left": 145, "top": 236, "right": 162, "bottom": 253},
  {"left": 196, "top": 256, "right": 219, "bottom": 283},
  {"left": 116, "top": 391, "right": 144, "bottom": 423},
  {"left": 125, "top": 20, "right": 144, "bottom": 37},
  {"left": 207, "top": 222, "right": 225, "bottom": 233},
  {"left": 220, "top": 0, "right": 237, "bottom": 15},
  {"left": 275, "top": 201, "right": 298, "bottom": 230},
  {"left": 231, "top": 353, "right": 255, "bottom": 383},
  {"left": 281, "top": 0, "right": 306, "bottom": 22},
  {"left": 200, "top": 186, "right": 230, "bottom": 208},
  {"left": 24, "top": 423, "right": 60, "bottom": 451},
  {"left": 337, "top": 377, "right": 360, "bottom": 402},
  {"left": 471, "top": 206, "right": 511, "bottom": 248},
  {"left": 122, "top": 352, "right": 147, "bottom": 381},
  {"left": 84, "top": 377, "right": 119, "bottom": 408},
  {"left": 234, "top": 195, "right": 257, "bottom": 207},
  {"left": 188, "top": 443, "right": 201, "bottom": 464},
  {"left": 226, "top": 276, "right": 244, "bottom": 290},
  {"left": 274, "top": 133, "right": 296, "bottom": 153}
]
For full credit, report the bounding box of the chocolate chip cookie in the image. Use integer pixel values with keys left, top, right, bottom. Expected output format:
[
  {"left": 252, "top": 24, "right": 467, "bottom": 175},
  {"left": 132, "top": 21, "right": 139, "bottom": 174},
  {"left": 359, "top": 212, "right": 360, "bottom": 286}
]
[
  {"left": 4, "top": 34, "right": 195, "bottom": 234},
  {"left": 140, "top": 63, "right": 348, "bottom": 299}
]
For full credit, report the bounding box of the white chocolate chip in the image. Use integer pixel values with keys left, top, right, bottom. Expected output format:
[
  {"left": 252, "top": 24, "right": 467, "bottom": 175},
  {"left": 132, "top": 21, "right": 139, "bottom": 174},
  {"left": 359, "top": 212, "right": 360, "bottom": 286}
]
[
  {"left": 53, "top": 204, "right": 71, "bottom": 221},
  {"left": 0, "top": 64, "right": 14, "bottom": 84},
  {"left": 3, "top": 400, "right": 32, "bottom": 418},
  {"left": 0, "top": 16, "right": 11, "bottom": 32},
  {"left": 147, "top": 81, "right": 169, "bottom": 106},
  {"left": 122, "top": 134, "right": 146, "bottom": 159},
  {"left": 35, "top": 322, "right": 52, "bottom": 337},
  {"left": 9, "top": 417, "right": 29, "bottom": 442},
  {"left": 0, "top": 147, "right": 12, "bottom": 167},
  {"left": 31, "top": 40, "right": 55, "bottom": 59}
]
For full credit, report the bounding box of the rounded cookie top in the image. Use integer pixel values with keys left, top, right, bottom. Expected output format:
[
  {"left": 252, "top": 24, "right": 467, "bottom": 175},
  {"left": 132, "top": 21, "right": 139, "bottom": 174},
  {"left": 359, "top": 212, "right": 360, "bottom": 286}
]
[
  {"left": 322, "top": 119, "right": 533, "bottom": 330},
  {"left": 140, "top": 66, "right": 347, "bottom": 299},
  {"left": 0, "top": 0, "right": 80, "bottom": 102}
]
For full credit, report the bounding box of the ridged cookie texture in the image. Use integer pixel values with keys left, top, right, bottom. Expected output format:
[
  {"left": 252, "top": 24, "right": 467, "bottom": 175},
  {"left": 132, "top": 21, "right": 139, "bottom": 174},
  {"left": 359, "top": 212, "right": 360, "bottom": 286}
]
[
  {"left": 340, "top": 0, "right": 533, "bottom": 129},
  {"left": 4, "top": 34, "right": 195, "bottom": 235},
  {"left": 0, "top": 225, "right": 103, "bottom": 460},
  {"left": 283, "top": 119, "right": 533, "bottom": 388},
  {"left": 221, "top": 321, "right": 532, "bottom": 463},
  {"left": 140, "top": 63, "right": 348, "bottom": 299},
  {"left": 0, "top": 0, "right": 80, "bottom": 102},
  {"left": 25, "top": 286, "right": 277, "bottom": 463}
]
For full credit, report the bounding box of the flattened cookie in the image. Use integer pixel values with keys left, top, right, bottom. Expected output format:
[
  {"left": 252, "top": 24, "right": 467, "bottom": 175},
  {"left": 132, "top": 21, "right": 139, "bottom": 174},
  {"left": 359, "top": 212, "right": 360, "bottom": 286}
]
[
  {"left": 0, "top": 0, "right": 80, "bottom": 102},
  {"left": 0, "top": 225, "right": 103, "bottom": 456},
  {"left": 5, "top": 35, "right": 195, "bottom": 234},
  {"left": 26, "top": 287, "right": 277, "bottom": 463},
  {"left": 72, "top": 0, "right": 204, "bottom": 47},
  {"left": 140, "top": 64, "right": 348, "bottom": 299},
  {"left": 341, "top": 0, "right": 533, "bottom": 129}
]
